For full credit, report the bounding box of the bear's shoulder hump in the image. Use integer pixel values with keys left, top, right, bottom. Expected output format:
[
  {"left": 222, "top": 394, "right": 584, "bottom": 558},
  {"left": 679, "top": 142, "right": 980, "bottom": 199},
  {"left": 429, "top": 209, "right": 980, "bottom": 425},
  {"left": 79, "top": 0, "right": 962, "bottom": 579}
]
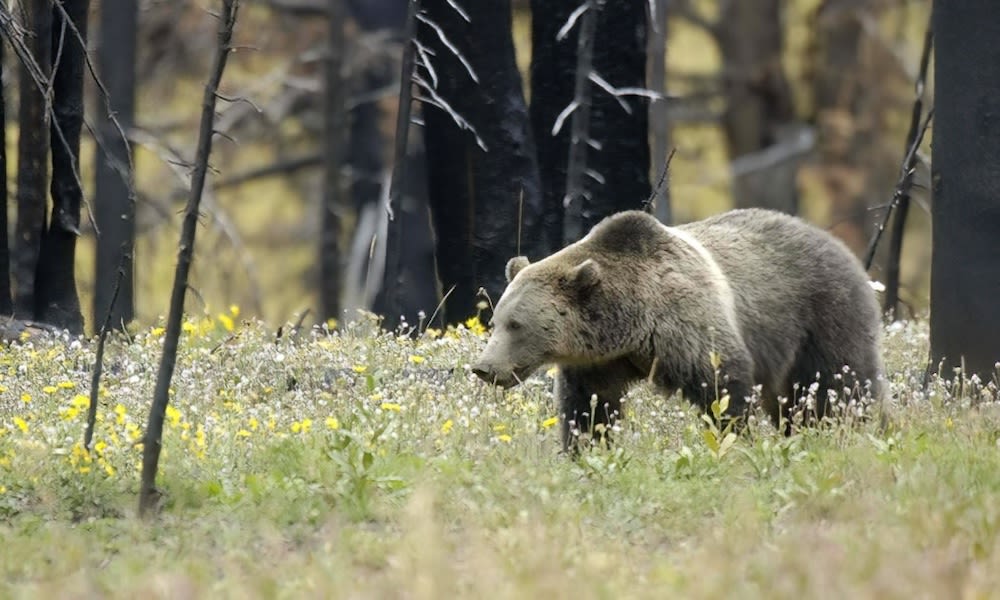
[{"left": 587, "top": 210, "right": 665, "bottom": 255}]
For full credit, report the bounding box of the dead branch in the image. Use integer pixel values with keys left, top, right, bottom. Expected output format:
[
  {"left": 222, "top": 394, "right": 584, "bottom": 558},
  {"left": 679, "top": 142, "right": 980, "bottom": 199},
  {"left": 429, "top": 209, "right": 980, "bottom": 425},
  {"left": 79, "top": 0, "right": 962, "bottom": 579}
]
[
  {"left": 878, "top": 18, "right": 934, "bottom": 318},
  {"left": 140, "top": 0, "right": 240, "bottom": 518},
  {"left": 84, "top": 247, "right": 127, "bottom": 451}
]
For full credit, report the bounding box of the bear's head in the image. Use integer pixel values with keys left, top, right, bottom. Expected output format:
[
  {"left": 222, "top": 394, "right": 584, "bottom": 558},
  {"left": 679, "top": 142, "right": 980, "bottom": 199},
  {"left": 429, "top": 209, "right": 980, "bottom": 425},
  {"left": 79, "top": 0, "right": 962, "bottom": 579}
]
[{"left": 472, "top": 253, "right": 604, "bottom": 388}]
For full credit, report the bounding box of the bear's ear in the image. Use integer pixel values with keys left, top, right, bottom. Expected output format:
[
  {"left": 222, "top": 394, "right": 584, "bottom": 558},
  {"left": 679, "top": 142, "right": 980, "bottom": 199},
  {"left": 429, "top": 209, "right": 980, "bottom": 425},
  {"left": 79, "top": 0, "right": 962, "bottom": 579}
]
[
  {"left": 506, "top": 256, "right": 531, "bottom": 282},
  {"left": 569, "top": 259, "right": 601, "bottom": 294}
]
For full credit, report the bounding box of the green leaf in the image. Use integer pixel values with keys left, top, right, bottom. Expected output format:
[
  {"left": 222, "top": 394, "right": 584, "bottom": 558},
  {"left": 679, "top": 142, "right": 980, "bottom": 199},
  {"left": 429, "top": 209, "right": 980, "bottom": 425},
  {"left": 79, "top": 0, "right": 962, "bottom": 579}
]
[
  {"left": 702, "top": 429, "right": 720, "bottom": 453},
  {"left": 719, "top": 432, "right": 737, "bottom": 456}
]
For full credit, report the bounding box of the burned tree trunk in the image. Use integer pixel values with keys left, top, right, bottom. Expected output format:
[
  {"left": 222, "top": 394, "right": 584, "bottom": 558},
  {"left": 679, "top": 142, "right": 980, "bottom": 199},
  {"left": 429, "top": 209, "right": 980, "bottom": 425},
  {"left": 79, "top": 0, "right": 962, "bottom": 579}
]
[
  {"left": 35, "top": 0, "right": 89, "bottom": 333},
  {"left": 929, "top": 0, "right": 1000, "bottom": 383},
  {"left": 13, "top": 0, "right": 52, "bottom": 318},
  {"left": 94, "top": 0, "right": 138, "bottom": 329},
  {"left": 717, "top": 0, "right": 802, "bottom": 214},
  {"left": 530, "top": 0, "right": 650, "bottom": 246},
  {"left": 808, "top": 1, "right": 902, "bottom": 256},
  {"left": 0, "top": 37, "right": 11, "bottom": 316},
  {"left": 319, "top": 0, "right": 348, "bottom": 322},
  {"left": 647, "top": 0, "right": 671, "bottom": 224},
  {"left": 418, "top": 0, "right": 545, "bottom": 322}
]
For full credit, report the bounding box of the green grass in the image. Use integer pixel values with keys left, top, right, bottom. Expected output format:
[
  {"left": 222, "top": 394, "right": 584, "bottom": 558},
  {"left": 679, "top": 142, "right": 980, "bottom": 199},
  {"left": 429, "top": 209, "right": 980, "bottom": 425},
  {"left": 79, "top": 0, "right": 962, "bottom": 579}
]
[{"left": 2, "top": 315, "right": 999, "bottom": 598}]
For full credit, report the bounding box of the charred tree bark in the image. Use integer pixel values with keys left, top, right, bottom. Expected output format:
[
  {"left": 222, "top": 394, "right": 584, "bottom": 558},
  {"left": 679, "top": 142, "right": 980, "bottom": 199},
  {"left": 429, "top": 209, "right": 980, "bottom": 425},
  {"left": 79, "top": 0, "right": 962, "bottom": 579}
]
[
  {"left": 717, "top": 0, "right": 800, "bottom": 214},
  {"left": 378, "top": 0, "right": 418, "bottom": 327},
  {"left": 0, "top": 37, "right": 11, "bottom": 316},
  {"left": 35, "top": 0, "right": 89, "bottom": 333},
  {"left": 561, "top": 0, "right": 599, "bottom": 246},
  {"left": 345, "top": 0, "right": 439, "bottom": 330},
  {"left": 419, "top": 0, "right": 545, "bottom": 322},
  {"left": 319, "top": 0, "right": 347, "bottom": 322},
  {"left": 530, "top": 0, "right": 650, "bottom": 247},
  {"left": 14, "top": 0, "right": 52, "bottom": 318},
  {"left": 929, "top": 0, "right": 1000, "bottom": 383},
  {"left": 94, "top": 0, "right": 137, "bottom": 329}
]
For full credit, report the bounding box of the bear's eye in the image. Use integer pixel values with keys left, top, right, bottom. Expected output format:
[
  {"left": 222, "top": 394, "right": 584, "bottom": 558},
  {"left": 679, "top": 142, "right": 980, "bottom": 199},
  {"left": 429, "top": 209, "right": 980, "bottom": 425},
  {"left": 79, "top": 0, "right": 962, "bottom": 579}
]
[{"left": 508, "top": 320, "right": 522, "bottom": 331}]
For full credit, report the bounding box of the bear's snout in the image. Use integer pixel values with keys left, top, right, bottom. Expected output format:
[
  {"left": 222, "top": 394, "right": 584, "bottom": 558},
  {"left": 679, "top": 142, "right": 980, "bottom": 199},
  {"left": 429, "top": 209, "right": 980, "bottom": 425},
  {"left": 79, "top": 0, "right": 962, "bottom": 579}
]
[
  {"left": 471, "top": 363, "right": 493, "bottom": 383},
  {"left": 471, "top": 360, "right": 521, "bottom": 389}
]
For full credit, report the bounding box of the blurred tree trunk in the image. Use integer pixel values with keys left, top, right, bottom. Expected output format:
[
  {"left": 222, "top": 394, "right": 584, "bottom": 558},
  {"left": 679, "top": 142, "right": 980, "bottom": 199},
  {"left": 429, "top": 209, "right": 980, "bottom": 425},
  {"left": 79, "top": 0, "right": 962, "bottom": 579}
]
[
  {"left": 346, "top": 0, "right": 439, "bottom": 330},
  {"left": 35, "top": 0, "right": 89, "bottom": 333},
  {"left": 808, "top": 1, "right": 899, "bottom": 256},
  {"left": 418, "top": 0, "right": 544, "bottom": 322},
  {"left": 717, "top": 0, "right": 800, "bottom": 214},
  {"left": 929, "top": 0, "right": 1000, "bottom": 382},
  {"left": 648, "top": 0, "right": 671, "bottom": 224},
  {"left": 319, "top": 0, "right": 347, "bottom": 322},
  {"left": 530, "top": 0, "right": 650, "bottom": 245},
  {"left": 0, "top": 38, "right": 11, "bottom": 316},
  {"left": 14, "top": 0, "right": 52, "bottom": 318},
  {"left": 94, "top": 0, "right": 137, "bottom": 329}
]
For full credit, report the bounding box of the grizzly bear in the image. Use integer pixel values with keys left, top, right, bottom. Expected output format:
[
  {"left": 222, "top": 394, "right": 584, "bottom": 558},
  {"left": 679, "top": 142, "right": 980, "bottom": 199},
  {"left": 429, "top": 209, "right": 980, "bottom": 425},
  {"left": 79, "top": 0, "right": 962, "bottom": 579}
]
[{"left": 472, "top": 208, "right": 884, "bottom": 450}]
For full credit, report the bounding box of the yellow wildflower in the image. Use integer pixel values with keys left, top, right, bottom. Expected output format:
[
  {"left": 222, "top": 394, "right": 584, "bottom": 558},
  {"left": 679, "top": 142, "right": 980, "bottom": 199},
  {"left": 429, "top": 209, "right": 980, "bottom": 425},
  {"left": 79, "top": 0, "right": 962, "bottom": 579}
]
[
  {"left": 425, "top": 328, "right": 442, "bottom": 339},
  {"left": 182, "top": 321, "right": 197, "bottom": 334},
  {"left": 218, "top": 313, "right": 235, "bottom": 332},
  {"left": 249, "top": 417, "right": 259, "bottom": 431},
  {"left": 464, "top": 315, "right": 486, "bottom": 336},
  {"left": 0, "top": 385, "right": 5, "bottom": 393},
  {"left": 236, "top": 429, "right": 252, "bottom": 438},
  {"left": 165, "top": 405, "right": 182, "bottom": 427},
  {"left": 493, "top": 424, "right": 507, "bottom": 432},
  {"left": 60, "top": 406, "right": 80, "bottom": 420},
  {"left": 380, "top": 402, "right": 402, "bottom": 412},
  {"left": 352, "top": 365, "right": 368, "bottom": 373},
  {"left": 408, "top": 355, "right": 426, "bottom": 364},
  {"left": 13, "top": 417, "right": 29, "bottom": 433},
  {"left": 150, "top": 326, "right": 166, "bottom": 337},
  {"left": 43, "top": 385, "right": 57, "bottom": 394},
  {"left": 541, "top": 416, "right": 559, "bottom": 430},
  {"left": 57, "top": 381, "right": 75, "bottom": 390},
  {"left": 114, "top": 404, "right": 127, "bottom": 425},
  {"left": 229, "top": 304, "right": 240, "bottom": 317},
  {"left": 21, "top": 393, "right": 31, "bottom": 404},
  {"left": 441, "top": 419, "right": 454, "bottom": 434},
  {"left": 497, "top": 434, "right": 512, "bottom": 443},
  {"left": 71, "top": 395, "right": 90, "bottom": 409},
  {"left": 95, "top": 441, "right": 108, "bottom": 455},
  {"left": 326, "top": 318, "right": 338, "bottom": 330},
  {"left": 325, "top": 417, "right": 340, "bottom": 430}
]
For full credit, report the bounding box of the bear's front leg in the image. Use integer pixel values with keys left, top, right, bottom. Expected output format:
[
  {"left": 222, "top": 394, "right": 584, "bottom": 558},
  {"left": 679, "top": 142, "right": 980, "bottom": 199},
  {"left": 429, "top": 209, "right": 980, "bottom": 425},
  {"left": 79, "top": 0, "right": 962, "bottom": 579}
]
[{"left": 555, "top": 359, "right": 642, "bottom": 453}]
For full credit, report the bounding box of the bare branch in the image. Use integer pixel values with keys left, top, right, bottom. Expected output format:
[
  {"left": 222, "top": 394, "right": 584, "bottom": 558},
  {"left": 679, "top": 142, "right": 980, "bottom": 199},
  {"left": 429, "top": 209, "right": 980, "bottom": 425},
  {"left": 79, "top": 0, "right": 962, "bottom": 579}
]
[
  {"left": 557, "top": 2, "right": 590, "bottom": 41},
  {"left": 444, "top": 0, "right": 470, "bottom": 22},
  {"left": 413, "top": 39, "right": 439, "bottom": 88},
  {"left": 412, "top": 73, "right": 487, "bottom": 150},
  {"left": 415, "top": 11, "right": 478, "bottom": 83},
  {"left": 551, "top": 99, "right": 579, "bottom": 136},
  {"left": 588, "top": 71, "right": 633, "bottom": 114}
]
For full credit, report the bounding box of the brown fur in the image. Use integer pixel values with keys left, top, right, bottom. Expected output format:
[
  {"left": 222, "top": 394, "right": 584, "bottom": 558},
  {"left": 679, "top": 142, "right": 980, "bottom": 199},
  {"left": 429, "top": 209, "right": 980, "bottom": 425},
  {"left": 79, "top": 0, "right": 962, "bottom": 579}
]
[{"left": 473, "top": 209, "right": 884, "bottom": 450}]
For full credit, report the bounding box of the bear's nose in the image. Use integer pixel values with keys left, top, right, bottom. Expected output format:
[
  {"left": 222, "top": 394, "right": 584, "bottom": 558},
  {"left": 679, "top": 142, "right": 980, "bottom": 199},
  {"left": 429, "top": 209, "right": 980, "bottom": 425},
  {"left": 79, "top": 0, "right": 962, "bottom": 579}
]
[{"left": 472, "top": 363, "right": 493, "bottom": 383}]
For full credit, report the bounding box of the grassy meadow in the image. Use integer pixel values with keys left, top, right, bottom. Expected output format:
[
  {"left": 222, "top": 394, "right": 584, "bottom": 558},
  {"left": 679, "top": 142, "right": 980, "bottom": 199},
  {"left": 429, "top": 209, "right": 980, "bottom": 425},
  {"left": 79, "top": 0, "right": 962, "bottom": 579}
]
[{"left": 2, "top": 313, "right": 1000, "bottom": 598}]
